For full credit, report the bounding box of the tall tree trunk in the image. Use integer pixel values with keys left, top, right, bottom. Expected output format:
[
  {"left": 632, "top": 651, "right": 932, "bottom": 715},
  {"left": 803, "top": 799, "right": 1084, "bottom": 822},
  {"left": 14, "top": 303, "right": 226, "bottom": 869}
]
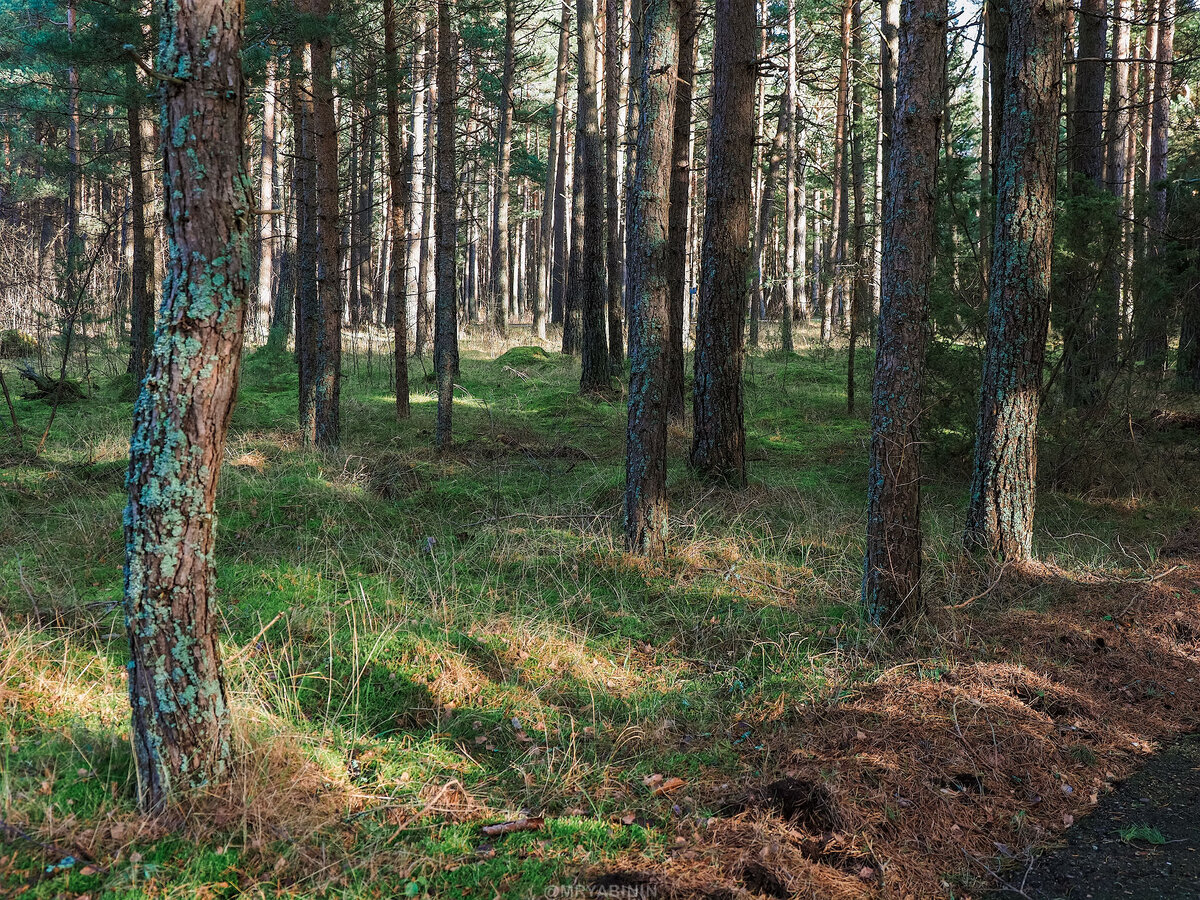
[
  {"left": 125, "top": 60, "right": 154, "bottom": 382},
  {"left": 625, "top": 0, "right": 680, "bottom": 556},
  {"left": 551, "top": 101, "right": 571, "bottom": 326},
  {"left": 987, "top": 0, "right": 1009, "bottom": 204},
  {"left": 564, "top": 114, "right": 585, "bottom": 355},
  {"left": 537, "top": 1, "right": 571, "bottom": 342},
  {"left": 1139, "top": 0, "right": 1175, "bottom": 370},
  {"left": 312, "top": 0, "right": 341, "bottom": 447},
  {"left": 124, "top": 0, "right": 250, "bottom": 812},
  {"left": 861, "top": 0, "right": 947, "bottom": 624},
  {"left": 1138, "top": 3, "right": 1157, "bottom": 222},
  {"left": 781, "top": 0, "right": 799, "bottom": 351},
  {"left": 979, "top": 8, "right": 991, "bottom": 312},
  {"left": 795, "top": 104, "right": 808, "bottom": 321},
  {"left": 434, "top": 0, "right": 458, "bottom": 450},
  {"left": 418, "top": 32, "right": 437, "bottom": 358},
  {"left": 690, "top": 0, "right": 756, "bottom": 484},
  {"left": 605, "top": 0, "right": 625, "bottom": 366},
  {"left": 406, "top": 18, "right": 429, "bottom": 356},
  {"left": 847, "top": 0, "right": 868, "bottom": 412},
  {"left": 64, "top": 0, "right": 81, "bottom": 313},
  {"left": 1104, "top": 0, "right": 1132, "bottom": 320},
  {"left": 385, "top": 0, "right": 410, "bottom": 419},
  {"left": 579, "top": 0, "right": 611, "bottom": 390},
  {"left": 824, "top": 0, "right": 851, "bottom": 343},
  {"left": 295, "top": 37, "right": 319, "bottom": 439},
  {"left": 664, "top": 0, "right": 695, "bottom": 416},
  {"left": 356, "top": 95, "right": 376, "bottom": 328},
  {"left": 1060, "top": 0, "right": 1109, "bottom": 407},
  {"left": 964, "top": 0, "right": 1065, "bottom": 562},
  {"left": 492, "top": 0, "right": 516, "bottom": 335},
  {"left": 879, "top": 0, "right": 899, "bottom": 219},
  {"left": 257, "top": 58, "right": 277, "bottom": 342},
  {"left": 623, "top": 0, "right": 644, "bottom": 357},
  {"left": 750, "top": 103, "right": 787, "bottom": 349},
  {"left": 268, "top": 100, "right": 294, "bottom": 351}
]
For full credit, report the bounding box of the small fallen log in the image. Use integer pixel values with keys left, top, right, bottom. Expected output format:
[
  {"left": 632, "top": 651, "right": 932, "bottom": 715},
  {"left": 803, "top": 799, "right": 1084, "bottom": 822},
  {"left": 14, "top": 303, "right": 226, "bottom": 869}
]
[
  {"left": 17, "top": 363, "right": 84, "bottom": 404},
  {"left": 479, "top": 816, "right": 545, "bottom": 837}
]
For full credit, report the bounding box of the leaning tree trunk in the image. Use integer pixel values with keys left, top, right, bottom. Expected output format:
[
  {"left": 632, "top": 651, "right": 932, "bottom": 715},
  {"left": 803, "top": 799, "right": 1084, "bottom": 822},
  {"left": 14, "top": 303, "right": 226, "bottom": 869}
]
[
  {"left": 124, "top": 0, "right": 251, "bottom": 813},
  {"left": 434, "top": 0, "right": 458, "bottom": 450},
  {"left": 625, "top": 0, "right": 680, "bottom": 556},
  {"left": 689, "top": 0, "right": 756, "bottom": 485},
  {"left": 964, "top": 0, "right": 1065, "bottom": 562},
  {"left": 384, "top": 0, "right": 410, "bottom": 419},
  {"left": 664, "top": 0, "right": 695, "bottom": 416},
  {"left": 861, "top": 0, "right": 947, "bottom": 624},
  {"left": 579, "top": 0, "right": 611, "bottom": 391}
]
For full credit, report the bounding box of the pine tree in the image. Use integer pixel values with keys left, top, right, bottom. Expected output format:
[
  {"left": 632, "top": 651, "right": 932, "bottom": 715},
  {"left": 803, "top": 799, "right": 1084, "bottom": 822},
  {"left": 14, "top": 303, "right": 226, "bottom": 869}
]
[
  {"left": 625, "top": 0, "right": 680, "bottom": 556},
  {"left": 689, "top": 0, "right": 756, "bottom": 486},
  {"left": 578, "top": 0, "right": 611, "bottom": 391},
  {"left": 124, "top": 0, "right": 250, "bottom": 812},
  {"left": 434, "top": 0, "right": 459, "bottom": 450},
  {"left": 862, "top": 0, "right": 947, "bottom": 623},
  {"left": 964, "top": 0, "right": 1066, "bottom": 562}
]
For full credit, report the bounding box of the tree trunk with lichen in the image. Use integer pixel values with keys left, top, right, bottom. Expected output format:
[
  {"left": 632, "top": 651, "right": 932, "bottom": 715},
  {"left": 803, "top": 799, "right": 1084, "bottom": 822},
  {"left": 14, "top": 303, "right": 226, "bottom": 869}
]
[
  {"left": 690, "top": 0, "right": 755, "bottom": 485},
  {"left": 124, "top": 0, "right": 251, "bottom": 813},
  {"left": 964, "top": 0, "right": 1065, "bottom": 562},
  {"left": 625, "top": 0, "right": 680, "bottom": 556},
  {"left": 861, "top": 0, "right": 946, "bottom": 624}
]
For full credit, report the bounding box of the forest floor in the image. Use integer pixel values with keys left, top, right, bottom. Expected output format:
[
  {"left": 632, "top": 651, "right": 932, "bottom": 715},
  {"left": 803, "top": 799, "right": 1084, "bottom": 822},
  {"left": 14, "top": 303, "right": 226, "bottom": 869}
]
[
  {"left": 990, "top": 731, "right": 1200, "bottom": 898},
  {"left": 2, "top": 329, "right": 1199, "bottom": 899}
]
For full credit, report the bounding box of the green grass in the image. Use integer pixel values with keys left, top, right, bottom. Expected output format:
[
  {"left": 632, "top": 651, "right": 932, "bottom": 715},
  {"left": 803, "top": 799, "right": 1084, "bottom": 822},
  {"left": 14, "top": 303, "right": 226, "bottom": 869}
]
[
  {"left": 1119, "top": 824, "right": 1167, "bottom": 845},
  {"left": 1, "top": 331, "right": 1196, "bottom": 898}
]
